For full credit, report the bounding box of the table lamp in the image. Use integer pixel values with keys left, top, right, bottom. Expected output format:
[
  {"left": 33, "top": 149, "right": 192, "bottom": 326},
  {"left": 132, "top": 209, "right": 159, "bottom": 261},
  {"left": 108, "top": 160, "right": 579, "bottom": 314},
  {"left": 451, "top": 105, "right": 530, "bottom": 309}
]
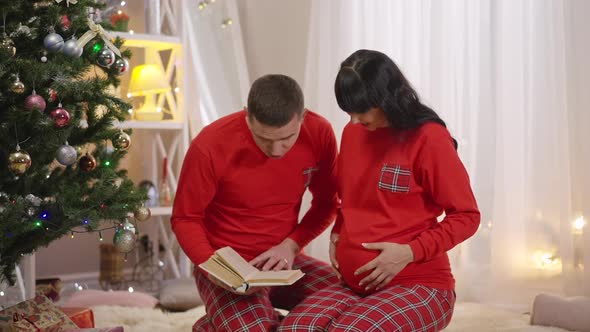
[{"left": 128, "top": 64, "right": 170, "bottom": 121}]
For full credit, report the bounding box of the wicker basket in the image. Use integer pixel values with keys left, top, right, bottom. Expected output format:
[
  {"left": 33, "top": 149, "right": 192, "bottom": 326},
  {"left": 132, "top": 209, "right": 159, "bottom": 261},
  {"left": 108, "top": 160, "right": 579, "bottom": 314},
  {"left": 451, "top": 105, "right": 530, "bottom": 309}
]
[{"left": 99, "top": 243, "right": 125, "bottom": 290}]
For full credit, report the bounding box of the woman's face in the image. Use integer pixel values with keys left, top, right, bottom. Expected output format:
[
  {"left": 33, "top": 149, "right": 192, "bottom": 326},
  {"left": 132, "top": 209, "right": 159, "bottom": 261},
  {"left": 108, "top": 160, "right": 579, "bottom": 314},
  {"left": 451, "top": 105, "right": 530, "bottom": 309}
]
[{"left": 348, "top": 107, "right": 389, "bottom": 131}]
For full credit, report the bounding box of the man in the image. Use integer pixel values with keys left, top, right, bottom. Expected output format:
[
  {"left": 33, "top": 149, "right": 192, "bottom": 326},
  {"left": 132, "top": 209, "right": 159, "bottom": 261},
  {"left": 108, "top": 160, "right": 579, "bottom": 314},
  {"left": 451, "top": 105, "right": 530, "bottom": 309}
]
[{"left": 171, "top": 74, "right": 340, "bottom": 332}]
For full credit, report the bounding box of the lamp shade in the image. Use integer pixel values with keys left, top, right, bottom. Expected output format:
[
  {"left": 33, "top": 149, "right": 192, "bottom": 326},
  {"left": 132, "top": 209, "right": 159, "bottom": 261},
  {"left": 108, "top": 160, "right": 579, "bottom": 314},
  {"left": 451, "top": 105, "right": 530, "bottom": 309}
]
[{"left": 128, "top": 64, "right": 170, "bottom": 96}]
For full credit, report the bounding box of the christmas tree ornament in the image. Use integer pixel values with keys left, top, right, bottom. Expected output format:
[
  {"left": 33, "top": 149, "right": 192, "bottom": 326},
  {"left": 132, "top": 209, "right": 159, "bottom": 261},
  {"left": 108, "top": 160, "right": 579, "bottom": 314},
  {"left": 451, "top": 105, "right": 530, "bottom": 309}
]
[
  {"left": 27, "top": 207, "right": 37, "bottom": 216},
  {"left": 47, "top": 88, "right": 58, "bottom": 102},
  {"left": 8, "top": 145, "right": 32, "bottom": 176},
  {"left": 50, "top": 104, "right": 70, "bottom": 127},
  {"left": 24, "top": 90, "right": 47, "bottom": 112},
  {"left": 55, "top": 0, "right": 78, "bottom": 7},
  {"left": 113, "top": 228, "right": 136, "bottom": 253},
  {"left": 134, "top": 206, "right": 151, "bottom": 222},
  {"left": 62, "top": 37, "right": 83, "bottom": 57},
  {"left": 44, "top": 32, "right": 64, "bottom": 52},
  {"left": 25, "top": 194, "right": 42, "bottom": 207},
  {"left": 77, "top": 18, "right": 122, "bottom": 58},
  {"left": 79, "top": 153, "right": 96, "bottom": 171},
  {"left": 113, "top": 58, "right": 130, "bottom": 75},
  {"left": 40, "top": 51, "right": 48, "bottom": 63},
  {"left": 79, "top": 118, "right": 88, "bottom": 129},
  {"left": 61, "top": 15, "right": 71, "bottom": 30},
  {"left": 56, "top": 142, "right": 77, "bottom": 166},
  {"left": 122, "top": 219, "right": 136, "bottom": 234},
  {"left": 112, "top": 131, "right": 131, "bottom": 150},
  {"left": 97, "top": 47, "right": 115, "bottom": 67},
  {"left": 10, "top": 77, "right": 25, "bottom": 94},
  {"left": 139, "top": 180, "right": 158, "bottom": 207},
  {"left": 0, "top": 34, "right": 16, "bottom": 58}
]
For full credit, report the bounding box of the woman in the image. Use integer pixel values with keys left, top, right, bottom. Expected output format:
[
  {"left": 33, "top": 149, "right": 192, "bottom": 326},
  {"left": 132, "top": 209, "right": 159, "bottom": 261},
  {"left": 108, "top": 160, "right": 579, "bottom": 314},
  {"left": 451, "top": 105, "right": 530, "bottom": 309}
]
[{"left": 279, "top": 50, "right": 480, "bottom": 331}]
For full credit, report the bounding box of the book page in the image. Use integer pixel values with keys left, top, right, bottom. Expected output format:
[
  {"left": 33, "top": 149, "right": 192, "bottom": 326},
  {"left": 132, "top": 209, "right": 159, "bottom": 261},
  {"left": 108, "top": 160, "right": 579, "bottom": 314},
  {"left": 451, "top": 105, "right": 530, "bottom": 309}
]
[
  {"left": 199, "top": 257, "right": 245, "bottom": 289},
  {"left": 247, "top": 269, "right": 305, "bottom": 285},
  {"left": 216, "top": 247, "right": 259, "bottom": 279}
]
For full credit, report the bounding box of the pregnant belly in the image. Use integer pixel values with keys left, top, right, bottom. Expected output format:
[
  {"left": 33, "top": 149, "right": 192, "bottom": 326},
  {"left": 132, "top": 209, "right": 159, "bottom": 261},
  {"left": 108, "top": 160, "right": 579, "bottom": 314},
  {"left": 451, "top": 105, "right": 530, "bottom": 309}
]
[{"left": 336, "top": 241, "right": 380, "bottom": 295}]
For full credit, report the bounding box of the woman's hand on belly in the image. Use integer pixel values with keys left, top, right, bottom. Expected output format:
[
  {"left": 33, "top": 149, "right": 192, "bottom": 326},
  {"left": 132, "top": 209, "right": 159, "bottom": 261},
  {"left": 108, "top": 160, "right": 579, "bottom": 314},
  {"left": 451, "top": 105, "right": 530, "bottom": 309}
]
[{"left": 355, "top": 242, "right": 414, "bottom": 291}]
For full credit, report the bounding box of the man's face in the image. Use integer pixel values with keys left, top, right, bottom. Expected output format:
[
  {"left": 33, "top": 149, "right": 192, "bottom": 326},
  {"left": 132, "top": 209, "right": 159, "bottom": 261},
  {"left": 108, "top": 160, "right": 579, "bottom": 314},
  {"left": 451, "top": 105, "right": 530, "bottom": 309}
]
[{"left": 246, "top": 112, "right": 304, "bottom": 159}]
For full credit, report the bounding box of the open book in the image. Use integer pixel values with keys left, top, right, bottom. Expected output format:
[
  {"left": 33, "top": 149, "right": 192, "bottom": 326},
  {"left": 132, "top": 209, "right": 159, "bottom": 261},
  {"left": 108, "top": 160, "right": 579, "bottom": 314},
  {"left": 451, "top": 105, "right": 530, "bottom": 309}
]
[{"left": 198, "top": 247, "right": 305, "bottom": 293}]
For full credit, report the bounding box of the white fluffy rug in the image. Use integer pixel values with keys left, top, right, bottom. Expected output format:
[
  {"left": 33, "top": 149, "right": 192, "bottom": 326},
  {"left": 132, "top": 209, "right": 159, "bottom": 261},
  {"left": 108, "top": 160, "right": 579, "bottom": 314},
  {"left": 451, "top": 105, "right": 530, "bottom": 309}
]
[{"left": 93, "top": 303, "right": 567, "bottom": 332}]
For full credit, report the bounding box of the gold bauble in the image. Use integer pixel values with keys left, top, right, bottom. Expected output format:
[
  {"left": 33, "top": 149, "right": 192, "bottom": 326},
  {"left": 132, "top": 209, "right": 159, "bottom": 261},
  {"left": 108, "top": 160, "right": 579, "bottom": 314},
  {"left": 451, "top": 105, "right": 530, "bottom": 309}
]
[
  {"left": 112, "top": 131, "right": 131, "bottom": 151},
  {"left": 8, "top": 150, "right": 32, "bottom": 175},
  {"left": 134, "top": 206, "right": 151, "bottom": 222},
  {"left": 10, "top": 80, "right": 25, "bottom": 94}
]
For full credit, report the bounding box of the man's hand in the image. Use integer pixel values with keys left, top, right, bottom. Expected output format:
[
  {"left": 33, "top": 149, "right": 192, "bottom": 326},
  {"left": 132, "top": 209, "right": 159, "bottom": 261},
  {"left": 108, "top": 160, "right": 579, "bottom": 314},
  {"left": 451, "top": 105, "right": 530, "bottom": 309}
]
[
  {"left": 250, "top": 238, "right": 300, "bottom": 271},
  {"left": 329, "top": 233, "right": 342, "bottom": 279},
  {"left": 354, "top": 242, "right": 414, "bottom": 291},
  {"left": 207, "top": 273, "right": 262, "bottom": 295}
]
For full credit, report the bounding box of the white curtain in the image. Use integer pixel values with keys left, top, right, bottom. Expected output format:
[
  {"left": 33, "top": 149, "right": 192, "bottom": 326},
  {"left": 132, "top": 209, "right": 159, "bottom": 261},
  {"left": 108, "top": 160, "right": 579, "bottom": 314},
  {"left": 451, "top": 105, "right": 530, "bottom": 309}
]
[
  {"left": 180, "top": 0, "right": 250, "bottom": 136},
  {"left": 303, "top": 0, "right": 590, "bottom": 307}
]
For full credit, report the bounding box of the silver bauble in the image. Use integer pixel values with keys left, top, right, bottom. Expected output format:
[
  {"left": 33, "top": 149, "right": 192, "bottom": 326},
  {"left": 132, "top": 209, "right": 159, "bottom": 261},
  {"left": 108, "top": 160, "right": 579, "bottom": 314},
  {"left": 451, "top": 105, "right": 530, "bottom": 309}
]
[
  {"left": 56, "top": 144, "right": 77, "bottom": 166},
  {"left": 44, "top": 33, "right": 64, "bottom": 52},
  {"left": 97, "top": 48, "right": 115, "bottom": 67},
  {"left": 112, "top": 131, "right": 131, "bottom": 150},
  {"left": 139, "top": 180, "right": 158, "bottom": 207},
  {"left": 25, "top": 194, "right": 42, "bottom": 207},
  {"left": 113, "top": 58, "right": 130, "bottom": 75},
  {"left": 62, "top": 38, "right": 83, "bottom": 57},
  {"left": 113, "top": 229, "right": 136, "bottom": 253},
  {"left": 122, "top": 219, "right": 136, "bottom": 234}
]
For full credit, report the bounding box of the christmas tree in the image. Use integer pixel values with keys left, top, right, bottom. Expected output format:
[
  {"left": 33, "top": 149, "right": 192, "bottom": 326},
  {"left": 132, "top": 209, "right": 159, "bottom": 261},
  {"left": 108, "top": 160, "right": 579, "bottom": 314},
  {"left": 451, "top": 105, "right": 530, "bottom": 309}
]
[{"left": 0, "top": 0, "right": 149, "bottom": 284}]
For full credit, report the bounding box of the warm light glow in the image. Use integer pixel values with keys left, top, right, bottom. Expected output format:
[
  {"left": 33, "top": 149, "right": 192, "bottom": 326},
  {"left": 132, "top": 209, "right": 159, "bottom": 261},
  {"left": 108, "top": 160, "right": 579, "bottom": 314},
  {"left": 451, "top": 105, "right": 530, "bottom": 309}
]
[
  {"left": 128, "top": 65, "right": 170, "bottom": 96},
  {"left": 486, "top": 221, "right": 492, "bottom": 229},
  {"left": 129, "top": 30, "right": 134, "bottom": 35},
  {"left": 120, "top": 0, "right": 126, "bottom": 5},
  {"left": 156, "top": 107, "right": 162, "bottom": 113},
  {"left": 573, "top": 216, "right": 585, "bottom": 232},
  {"left": 0, "top": 291, "right": 4, "bottom": 296},
  {"left": 532, "top": 250, "right": 562, "bottom": 272},
  {"left": 128, "top": 108, "right": 133, "bottom": 114},
  {"left": 126, "top": 92, "right": 132, "bottom": 98},
  {"left": 174, "top": 87, "right": 180, "bottom": 93},
  {"left": 117, "top": 10, "right": 122, "bottom": 15},
  {"left": 128, "top": 287, "right": 134, "bottom": 293}
]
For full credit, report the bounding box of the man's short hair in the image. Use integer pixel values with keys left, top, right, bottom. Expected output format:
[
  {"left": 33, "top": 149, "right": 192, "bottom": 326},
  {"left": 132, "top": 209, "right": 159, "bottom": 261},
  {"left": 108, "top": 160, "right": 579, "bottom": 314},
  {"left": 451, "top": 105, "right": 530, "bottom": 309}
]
[{"left": 247, "top": 74, "right": 304, "bottom": 127}]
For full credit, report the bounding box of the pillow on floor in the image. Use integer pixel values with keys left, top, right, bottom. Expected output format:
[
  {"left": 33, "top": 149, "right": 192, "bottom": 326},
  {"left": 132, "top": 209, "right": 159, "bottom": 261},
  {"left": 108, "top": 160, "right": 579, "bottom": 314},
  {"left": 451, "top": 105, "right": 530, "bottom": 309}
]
[
  {"left": 159, "top": 278, "right": 203, "bottom": 311},
  {"left": 62, "top": 289, "right": 159, "bottom": 308}
]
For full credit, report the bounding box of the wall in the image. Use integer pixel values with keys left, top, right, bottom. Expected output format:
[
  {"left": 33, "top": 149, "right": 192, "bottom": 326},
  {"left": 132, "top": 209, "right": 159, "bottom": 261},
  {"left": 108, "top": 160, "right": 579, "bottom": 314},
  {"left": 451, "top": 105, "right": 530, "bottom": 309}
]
[{"left": 237, "top": 0, "right": 311, "bottom": 86}]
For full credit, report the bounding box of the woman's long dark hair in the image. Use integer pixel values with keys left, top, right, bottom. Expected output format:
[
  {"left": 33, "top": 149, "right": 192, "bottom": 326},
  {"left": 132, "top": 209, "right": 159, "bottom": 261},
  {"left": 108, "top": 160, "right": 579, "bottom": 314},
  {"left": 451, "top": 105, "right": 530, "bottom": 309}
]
[{"left": 335, "top": 49, "right": 457, "bottom": 148}]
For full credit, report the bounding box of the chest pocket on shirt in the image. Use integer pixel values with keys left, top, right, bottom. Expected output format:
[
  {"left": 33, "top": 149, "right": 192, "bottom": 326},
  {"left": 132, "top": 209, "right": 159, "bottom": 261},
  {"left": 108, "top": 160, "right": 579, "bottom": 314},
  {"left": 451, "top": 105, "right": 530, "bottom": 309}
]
[
  {"left": 378, "top": 163, "right": 411, "bottom": 193},
  {"left": 303, "top": 166, "right": 319, "bottom": 189}
]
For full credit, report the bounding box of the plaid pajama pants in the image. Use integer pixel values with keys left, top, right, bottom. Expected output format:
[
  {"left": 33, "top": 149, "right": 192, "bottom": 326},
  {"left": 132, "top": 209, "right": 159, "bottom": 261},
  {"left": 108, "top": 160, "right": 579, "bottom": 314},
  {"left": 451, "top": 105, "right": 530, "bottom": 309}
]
[
  {"left": 193, "top": 254, "right": 339, "bottom": 332},
  {"left": 277, "top": 284, "right": 455, "bottom": 332}
]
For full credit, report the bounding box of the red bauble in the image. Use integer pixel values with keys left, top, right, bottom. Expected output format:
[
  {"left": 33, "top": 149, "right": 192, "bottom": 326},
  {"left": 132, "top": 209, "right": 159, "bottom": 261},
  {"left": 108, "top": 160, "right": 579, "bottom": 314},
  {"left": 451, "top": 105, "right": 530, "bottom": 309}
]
[
  {"left": 50, "top": 107, "right": 70, "bottom": 127},
  {"left": 61, "top": 15, "right": 71, "bottom": 30},
  {"left": 79, "top": 154, "right": 97, "bottom": 172},
  {"left": 24, "top": 92, "right": 47, "bottom": 112}
]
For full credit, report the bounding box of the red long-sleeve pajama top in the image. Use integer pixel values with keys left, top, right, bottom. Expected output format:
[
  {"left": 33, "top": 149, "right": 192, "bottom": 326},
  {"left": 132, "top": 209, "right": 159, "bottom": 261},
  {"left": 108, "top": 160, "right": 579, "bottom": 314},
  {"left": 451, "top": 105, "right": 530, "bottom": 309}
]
[
  {"left": 334, "top": 122, "right": 480, "bottom": 294},
  {"left": 171, "top": 110, "right": 339, "bottom": 265}
]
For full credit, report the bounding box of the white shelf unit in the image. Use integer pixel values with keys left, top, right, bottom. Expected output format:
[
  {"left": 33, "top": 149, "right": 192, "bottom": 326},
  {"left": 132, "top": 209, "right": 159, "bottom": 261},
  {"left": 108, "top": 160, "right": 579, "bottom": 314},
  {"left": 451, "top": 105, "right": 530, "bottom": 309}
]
[{"left": 114, "top": 31, "right": 192, "bottom": 281}]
